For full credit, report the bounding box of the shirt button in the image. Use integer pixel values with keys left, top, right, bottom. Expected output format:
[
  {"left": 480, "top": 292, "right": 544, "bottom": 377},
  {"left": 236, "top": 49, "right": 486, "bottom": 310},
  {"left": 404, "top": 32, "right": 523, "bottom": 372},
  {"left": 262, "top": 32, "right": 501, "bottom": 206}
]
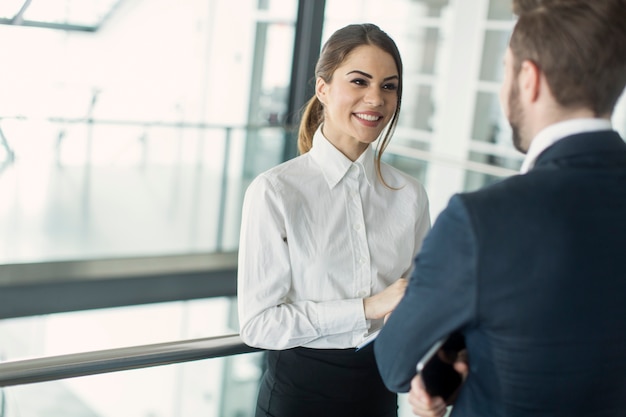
[
  {"left": 357, "top": 290, "right": 367, "bottom": 297},
  {"left": 354, "top": 223, "right": 361, "bottom": 230},
  {"left": 359, "top": 257, "right": 366, "bottom": 264}
]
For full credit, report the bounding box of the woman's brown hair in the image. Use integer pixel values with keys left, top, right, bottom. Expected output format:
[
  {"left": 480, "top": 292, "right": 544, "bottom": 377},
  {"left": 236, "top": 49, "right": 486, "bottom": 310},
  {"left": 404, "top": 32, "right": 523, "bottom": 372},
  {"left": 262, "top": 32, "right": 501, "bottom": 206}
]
[{"left": 297, "top": 23, "right": 404, "bottom": 187}]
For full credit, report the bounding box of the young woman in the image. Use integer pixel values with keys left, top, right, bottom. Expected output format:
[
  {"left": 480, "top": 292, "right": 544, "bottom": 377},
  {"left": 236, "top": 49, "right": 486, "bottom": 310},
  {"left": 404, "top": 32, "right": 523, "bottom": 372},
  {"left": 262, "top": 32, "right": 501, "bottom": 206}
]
[{"left": 238, "top": 23, "right": 431, "bottom": 417}]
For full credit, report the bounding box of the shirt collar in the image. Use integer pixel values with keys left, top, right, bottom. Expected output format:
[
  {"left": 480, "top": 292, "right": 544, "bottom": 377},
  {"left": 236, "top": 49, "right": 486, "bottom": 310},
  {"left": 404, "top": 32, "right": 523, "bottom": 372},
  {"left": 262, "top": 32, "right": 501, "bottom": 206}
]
[
  {"left": 309, "top": 125, "right": 376, "bottom": 189},
  {"left": 520, "top": 118, "right": 613, "bottom": 173}
]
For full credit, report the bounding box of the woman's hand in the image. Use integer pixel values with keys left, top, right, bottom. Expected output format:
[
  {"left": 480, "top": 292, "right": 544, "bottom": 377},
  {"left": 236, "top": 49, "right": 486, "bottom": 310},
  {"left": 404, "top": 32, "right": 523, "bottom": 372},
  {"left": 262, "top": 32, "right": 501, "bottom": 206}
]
[{"left": 363, "top": 278, "right": 407, "bottom": 320}]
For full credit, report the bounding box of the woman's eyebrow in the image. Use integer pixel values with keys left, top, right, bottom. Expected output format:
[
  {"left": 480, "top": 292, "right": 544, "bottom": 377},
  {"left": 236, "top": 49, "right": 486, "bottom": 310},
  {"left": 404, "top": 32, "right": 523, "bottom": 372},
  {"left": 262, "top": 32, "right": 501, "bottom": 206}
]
[{"left": 346, "top": 70, "right": 399, "bottom": 81}]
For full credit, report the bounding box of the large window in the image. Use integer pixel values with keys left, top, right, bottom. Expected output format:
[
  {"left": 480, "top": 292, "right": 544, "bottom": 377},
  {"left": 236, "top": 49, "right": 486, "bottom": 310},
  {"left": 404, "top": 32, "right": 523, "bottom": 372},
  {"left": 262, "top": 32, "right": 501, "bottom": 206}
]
[
  {"left": 0, "top": 2, "right": 297, "bottom": 415},
  {"left": 0, "top": 0, "right": 298, "bottom": 263}
]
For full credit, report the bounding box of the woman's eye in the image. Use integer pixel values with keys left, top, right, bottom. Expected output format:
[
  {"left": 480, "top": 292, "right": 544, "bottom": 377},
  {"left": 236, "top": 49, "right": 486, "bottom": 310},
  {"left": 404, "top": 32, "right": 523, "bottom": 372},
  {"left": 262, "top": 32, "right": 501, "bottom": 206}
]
[
  {"left": 351, "top": 78, "right": 367, "bottom": 86},
  {"left": 383, "top": 83, "right": 398, "bottom": 91}
]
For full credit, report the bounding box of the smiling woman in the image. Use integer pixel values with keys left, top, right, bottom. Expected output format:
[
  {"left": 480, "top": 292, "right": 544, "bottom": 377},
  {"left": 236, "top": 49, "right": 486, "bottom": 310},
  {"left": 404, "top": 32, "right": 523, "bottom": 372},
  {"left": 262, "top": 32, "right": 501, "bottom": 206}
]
[
  {"left": 315, "top": 44, "right": 399, "bottom": 161},
  {"left": 237, "top": 23, "right": 432, "bottom": 417},
  {"left": 297, "top": 24, "right": 404, "bottom": 182}
]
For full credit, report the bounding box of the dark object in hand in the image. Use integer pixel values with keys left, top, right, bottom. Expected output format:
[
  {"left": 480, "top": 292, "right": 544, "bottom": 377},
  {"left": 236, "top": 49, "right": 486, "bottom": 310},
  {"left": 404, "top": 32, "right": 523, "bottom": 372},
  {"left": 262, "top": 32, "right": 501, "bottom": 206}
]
[{"left": 419, "top": 333, "right": 465, "bottom": 401}]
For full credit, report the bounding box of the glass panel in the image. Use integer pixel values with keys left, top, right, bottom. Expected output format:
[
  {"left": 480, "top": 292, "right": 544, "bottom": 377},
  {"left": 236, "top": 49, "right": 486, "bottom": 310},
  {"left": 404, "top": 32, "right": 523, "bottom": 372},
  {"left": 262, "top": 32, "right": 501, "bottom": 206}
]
[
  {"left": 263, "top": 0, "right": 297, "bottom": 15},
  {"left": 472, "top": 91, "right": 506, "bottom": 144},
  {"left": 325, "top": 0, "right": 449, "bottom": 23},
  {"left": 469, "top": 149, "right": 521, "bottom": 172},
  {"left": 400, "top": 84, "right": 435, "bottom": 132},
  {"left": 1, "top": 352, "right": 264, "bottom": 417},
  {"left": 323, "top": 0, "right": 451, "bottom": 70},
  {"left": 487, "top": 0, "right": 515, "bottom": 20},
  {"left": 479, "top": 30, "right": 510, "bottom": 82},
  {"left": 0, "top": 124, "right": 263, "bottom": 262},
  {"left": 242, "top": 18, "right": 295, "bottom": 179},
  {"left": 464, "top": 151, "right": 521, "bottom": 191},
  {"left": 464, "top": 169, "right": 503, "bottom": 192},
  {"left": 0, "top": 298, "right": 236, "bottom": 360},
  {"left": 256, "top": 24, "right": 293, "bottom": 126},
  {"left": 404, "top": 27, "right": 443, "bottom": 76},
  {"left": 383, "top": 154, "right": 428, "bottom": 184}
]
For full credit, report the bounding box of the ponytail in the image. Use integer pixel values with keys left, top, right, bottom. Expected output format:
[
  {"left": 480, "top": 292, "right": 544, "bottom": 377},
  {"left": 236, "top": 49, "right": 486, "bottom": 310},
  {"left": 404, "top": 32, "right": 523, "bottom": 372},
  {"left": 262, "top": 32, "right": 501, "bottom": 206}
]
[{"left": 297, "top": 96, "right": 324, "bottom": 154}]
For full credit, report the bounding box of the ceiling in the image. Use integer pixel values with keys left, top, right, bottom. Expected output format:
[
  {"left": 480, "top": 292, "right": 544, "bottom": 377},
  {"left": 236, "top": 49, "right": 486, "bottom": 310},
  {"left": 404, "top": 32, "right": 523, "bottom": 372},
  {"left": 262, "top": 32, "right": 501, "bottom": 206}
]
[{"left": 0, "top": 0, "right": 123, "bottom": 32}]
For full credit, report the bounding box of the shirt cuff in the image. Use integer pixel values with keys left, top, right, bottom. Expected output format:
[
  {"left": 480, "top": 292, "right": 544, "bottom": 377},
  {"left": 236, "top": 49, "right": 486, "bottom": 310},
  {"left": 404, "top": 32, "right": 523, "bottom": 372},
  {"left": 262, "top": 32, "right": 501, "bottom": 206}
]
[{"left": 317, "top": 298, "right": 368, "bottom": 335}]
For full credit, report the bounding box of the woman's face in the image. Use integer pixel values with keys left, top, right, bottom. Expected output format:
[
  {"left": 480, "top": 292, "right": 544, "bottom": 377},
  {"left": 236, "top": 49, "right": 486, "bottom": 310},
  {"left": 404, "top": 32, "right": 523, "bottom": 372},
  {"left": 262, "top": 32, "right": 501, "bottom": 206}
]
[{"left": 316, "top": 44, "right": 399, "bottom": 161}]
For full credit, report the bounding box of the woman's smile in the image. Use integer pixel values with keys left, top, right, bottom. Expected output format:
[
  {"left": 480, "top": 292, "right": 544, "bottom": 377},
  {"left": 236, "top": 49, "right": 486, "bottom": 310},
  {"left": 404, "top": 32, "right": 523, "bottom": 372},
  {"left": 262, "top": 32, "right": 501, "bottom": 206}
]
[{"left": 354, "top": 111, "right": 384, "bottom": 125}]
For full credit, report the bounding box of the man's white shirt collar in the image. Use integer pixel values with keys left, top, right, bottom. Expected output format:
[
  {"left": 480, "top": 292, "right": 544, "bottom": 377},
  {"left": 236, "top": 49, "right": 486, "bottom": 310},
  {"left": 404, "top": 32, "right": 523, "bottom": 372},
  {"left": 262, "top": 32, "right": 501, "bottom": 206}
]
[{"left": 520, "top": 118, "right": 612, "bottom": 174}]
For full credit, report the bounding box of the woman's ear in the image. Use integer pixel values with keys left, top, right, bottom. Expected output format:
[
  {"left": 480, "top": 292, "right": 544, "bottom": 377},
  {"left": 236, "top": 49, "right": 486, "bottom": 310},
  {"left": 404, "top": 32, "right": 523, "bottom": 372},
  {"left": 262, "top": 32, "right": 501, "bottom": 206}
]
[{"left": 315, "top": 77, "right": 327, "bottom": 105}]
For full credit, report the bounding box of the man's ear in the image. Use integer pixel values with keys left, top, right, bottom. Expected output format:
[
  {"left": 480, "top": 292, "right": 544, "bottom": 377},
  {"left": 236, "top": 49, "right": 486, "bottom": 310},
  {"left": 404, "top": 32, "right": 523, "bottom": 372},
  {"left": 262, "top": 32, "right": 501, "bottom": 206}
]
[
  {"left": 519, "top": 60, "right": 541, "bottom": 103},
  {"left": 315, "top": 77, "right": 327, "bottom": 105}
]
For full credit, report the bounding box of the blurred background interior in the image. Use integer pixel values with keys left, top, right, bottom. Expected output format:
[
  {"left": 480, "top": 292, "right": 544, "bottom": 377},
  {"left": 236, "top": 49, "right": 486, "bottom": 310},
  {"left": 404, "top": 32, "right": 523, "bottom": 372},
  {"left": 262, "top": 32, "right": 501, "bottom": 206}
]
[{"left": 0, "top": 0, "right": 625, "bottom": 416}]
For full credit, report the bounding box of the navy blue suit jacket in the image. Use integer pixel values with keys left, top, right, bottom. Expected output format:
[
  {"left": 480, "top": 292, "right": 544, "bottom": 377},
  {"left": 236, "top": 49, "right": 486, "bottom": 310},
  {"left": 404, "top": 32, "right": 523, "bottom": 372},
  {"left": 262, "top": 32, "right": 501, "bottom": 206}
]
[{"left": 375, "top": 130, "right": 626, "bottom": 416}]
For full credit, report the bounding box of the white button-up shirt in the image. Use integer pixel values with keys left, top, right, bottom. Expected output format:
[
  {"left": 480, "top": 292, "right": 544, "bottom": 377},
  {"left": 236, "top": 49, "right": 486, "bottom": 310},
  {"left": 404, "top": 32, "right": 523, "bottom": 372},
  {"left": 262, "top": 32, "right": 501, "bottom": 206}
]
[{"left": 238, "top": 127, "right": 431, "bottom": 350}]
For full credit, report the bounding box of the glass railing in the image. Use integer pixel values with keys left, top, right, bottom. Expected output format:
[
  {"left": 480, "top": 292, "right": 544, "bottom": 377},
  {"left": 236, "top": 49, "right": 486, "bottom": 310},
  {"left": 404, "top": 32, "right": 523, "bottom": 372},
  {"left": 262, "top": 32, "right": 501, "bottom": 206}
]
[
  {"left": 0, "top": 119, "right": 285, "bottom": 265},
  {"left": 0, "top": 261, "right": 252, "bottom": 416},
  {"left": 0, "top": 335, "right": 264, "bottom": 417},
  {"left": 0, "top": 334, "right": 258, "bottom": 387}
]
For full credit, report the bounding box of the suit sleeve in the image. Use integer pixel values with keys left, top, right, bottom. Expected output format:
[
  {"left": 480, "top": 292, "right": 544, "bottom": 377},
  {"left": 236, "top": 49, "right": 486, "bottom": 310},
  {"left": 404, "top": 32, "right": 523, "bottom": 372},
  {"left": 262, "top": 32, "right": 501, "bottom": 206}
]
[{"left": 374, "top": 195, "right": 478, "bottom": 392}]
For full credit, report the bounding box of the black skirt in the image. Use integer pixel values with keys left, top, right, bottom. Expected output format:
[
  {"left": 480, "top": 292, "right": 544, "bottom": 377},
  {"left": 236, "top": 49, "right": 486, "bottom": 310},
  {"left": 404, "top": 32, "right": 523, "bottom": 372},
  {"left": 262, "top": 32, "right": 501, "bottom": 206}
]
[{"left": 255, "top": 342, "right": 398, "bottom": 417}]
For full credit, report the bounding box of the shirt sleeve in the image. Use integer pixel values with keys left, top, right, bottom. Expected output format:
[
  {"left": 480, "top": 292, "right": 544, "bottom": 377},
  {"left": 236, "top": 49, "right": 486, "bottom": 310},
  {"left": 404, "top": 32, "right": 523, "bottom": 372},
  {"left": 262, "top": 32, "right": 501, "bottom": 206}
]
[
  {"left": 414, "top": 184, "right": 432, "bottom": 254},
  {"left": 403, "top": 184, "right": 431, "bottom": 278},
  {"left": 374, "top": 195, "right": 478, "bottom": 392},
  {"left": 237, "top": 174, "right": 367, "bottom": 350}
]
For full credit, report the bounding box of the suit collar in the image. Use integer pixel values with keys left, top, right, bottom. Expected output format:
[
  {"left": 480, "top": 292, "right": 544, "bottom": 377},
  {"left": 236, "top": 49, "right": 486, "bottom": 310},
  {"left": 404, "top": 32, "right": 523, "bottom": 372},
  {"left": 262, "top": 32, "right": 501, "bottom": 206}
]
[
  {"left": 533, "top": 130, "right": 626, "bottom": 170},
  {"left": 520, "top": 119, "right": 612, "bottom": 173}
]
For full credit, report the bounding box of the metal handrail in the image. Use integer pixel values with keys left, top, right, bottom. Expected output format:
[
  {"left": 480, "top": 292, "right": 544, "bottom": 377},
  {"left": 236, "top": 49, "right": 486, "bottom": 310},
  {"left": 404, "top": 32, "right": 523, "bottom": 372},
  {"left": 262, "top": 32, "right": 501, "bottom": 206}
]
[
  {"left": 0, "top": 251, "right": 238, "bottom": 287},
  {"left": 0, "top": 333, "right": 260, "bottom": 387},
  {"left": 0, "top": 252, "right": 240, "bottom": 319}
]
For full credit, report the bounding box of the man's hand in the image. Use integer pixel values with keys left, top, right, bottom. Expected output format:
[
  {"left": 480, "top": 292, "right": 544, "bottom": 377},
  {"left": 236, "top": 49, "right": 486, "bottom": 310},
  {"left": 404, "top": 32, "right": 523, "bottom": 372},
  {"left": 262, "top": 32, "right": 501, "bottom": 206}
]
[
  {"left": 408, "top": 349, "right": 469, "bottom": 416},
  {"left": 408, "top": 375, "right": 448, "bottom": 417},
  {"left": 453, "top": 350, "right": 469, "bottom": 380}
]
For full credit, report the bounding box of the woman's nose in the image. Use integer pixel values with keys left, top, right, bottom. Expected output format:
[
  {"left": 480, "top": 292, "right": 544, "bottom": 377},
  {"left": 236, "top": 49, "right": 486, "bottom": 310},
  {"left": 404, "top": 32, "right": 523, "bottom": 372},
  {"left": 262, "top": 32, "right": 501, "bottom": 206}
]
[{"left": 364, "top": 88, "right": 384, "bottom": 106}]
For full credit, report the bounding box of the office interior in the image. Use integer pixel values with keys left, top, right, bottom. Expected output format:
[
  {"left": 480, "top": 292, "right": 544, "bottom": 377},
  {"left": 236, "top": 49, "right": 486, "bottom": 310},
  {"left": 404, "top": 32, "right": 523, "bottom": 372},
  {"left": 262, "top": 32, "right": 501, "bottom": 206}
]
[{"left": 0, "top": 0, "right": 625, "bottom": 416}]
